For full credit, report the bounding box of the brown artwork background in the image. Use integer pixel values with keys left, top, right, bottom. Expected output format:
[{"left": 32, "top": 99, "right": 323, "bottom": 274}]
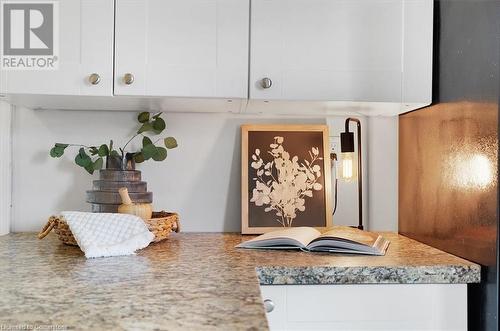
[{"left": 247, "top": 131, "right": 327, "bottom": 227}]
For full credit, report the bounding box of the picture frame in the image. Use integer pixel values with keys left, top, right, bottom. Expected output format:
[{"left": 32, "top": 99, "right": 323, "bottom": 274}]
[{"left": 241, "top": 124, "right": 333, "bottom": 234}]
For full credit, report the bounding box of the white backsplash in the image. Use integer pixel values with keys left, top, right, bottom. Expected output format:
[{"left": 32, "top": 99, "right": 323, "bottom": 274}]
[{"left": 8, "top": 106, "right": 397, "bottom": 232}]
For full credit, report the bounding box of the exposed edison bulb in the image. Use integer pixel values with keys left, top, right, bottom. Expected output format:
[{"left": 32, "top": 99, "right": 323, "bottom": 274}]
[{"left": 339, "top": 152, "right": 357, "bottom": 181}]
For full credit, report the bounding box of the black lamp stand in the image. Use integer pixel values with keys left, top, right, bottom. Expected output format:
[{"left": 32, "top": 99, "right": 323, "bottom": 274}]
[{"left": 340, "top": 118, "right": 363, "bottom": 230}]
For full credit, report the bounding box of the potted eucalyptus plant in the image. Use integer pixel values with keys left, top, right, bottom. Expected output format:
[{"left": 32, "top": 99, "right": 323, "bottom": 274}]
[
  {"left": 49, "top": 112, "right": 178, "bottom": 212},
  {"left": 49, "top": 111, "right": 178, "bottom": 172}
]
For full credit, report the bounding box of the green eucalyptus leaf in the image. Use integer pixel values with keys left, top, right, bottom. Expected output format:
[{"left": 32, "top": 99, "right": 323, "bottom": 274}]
[
  {"left": 138, "top": 123, "right": 153, "bottom": 134},
  {"left": 142, "top": 144, "right": 157, "bottom": 160},
  {"left": 152, "top": 118, "right": 166, "bottom": 133},
  {"left": 152, "top": 147, "right": 167, "bottom": 161},
  {"left": 50, "top": 143, "right": 69, "bottom": 158},
  {"left": 142, "top": 136, "right": 153, "bottom": 147},
  {"left": 89, "top": 147, "right": 99, "bottom": 156},
  {"left": 93, "top": 157, "right": 103, "bottom": 170},
  {"left": 84, "top": 163, "right": 95, "bottom": 174},
  {"left": 75, "top": 148, "right": 92, "bottom": 168},
  {"left": 50, "top": 146, "right": 65, "bottom": 158},
  {"left": 134, "top": 152, "right": 145, "bottom": 163},
  {"left": 98, "top": 144, "right": 109, "bottom": 157},
  {"left": 138, "top": 112, "right": 150, "bottom": 123},
  {"left": 164, "top": 137, "right": 178, "bottom": 149}
]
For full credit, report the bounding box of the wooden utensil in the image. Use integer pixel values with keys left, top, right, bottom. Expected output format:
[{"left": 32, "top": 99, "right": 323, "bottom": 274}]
[{"left": 118, "top": 187, "right": 153, "bottom": 220}]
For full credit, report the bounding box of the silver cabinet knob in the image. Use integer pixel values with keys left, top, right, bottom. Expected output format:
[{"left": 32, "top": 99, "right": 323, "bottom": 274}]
[
  {"left": 263, "top": 299, "right": 275, "bottom": 313},
  {"left": 123, "top": 73, "right": 134, "bottom": 85},
  {"left": 88, "top": 73, "right": 101, "bottom": 85},
  {"left": 261, "top": 77, "right": 272, "bottom": 89}
]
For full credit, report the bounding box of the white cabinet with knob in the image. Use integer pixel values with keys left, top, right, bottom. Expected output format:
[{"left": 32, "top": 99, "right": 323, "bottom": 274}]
[
  {"left": 1, "top": 0, "right": 433, "bottom": 115},
  {"left": 248, "top": 0, "right": 433, "bottom": 115},
  {"left": 260, "top": 284, "right": 467, "bottom": 331},
  {"left": 1, "top": 0, "right": 249, "bottom": 102},
  {"left": 114, "top": 0, "right": 249, "bottom": 98},
  {"left": 0, "top": 0, "right": 114, "bottom": 96}
]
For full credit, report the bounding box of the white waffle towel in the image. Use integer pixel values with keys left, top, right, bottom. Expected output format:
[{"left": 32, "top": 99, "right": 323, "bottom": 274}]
[{"left": 61, "top": 211, "right": 154, "bottom": 259}]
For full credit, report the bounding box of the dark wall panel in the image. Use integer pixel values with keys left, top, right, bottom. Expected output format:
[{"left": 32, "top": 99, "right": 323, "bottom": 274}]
[
  {"left": 399, "top": 1, "right": 499, "bottom": 330},
  {"left": 434, "top": 1, "right": 500, "bottom": 102}
]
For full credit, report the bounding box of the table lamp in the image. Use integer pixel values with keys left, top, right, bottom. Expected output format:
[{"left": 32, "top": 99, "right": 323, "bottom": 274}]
[{"left": 340, "top": 118, "right": 363, "bottom": 230}]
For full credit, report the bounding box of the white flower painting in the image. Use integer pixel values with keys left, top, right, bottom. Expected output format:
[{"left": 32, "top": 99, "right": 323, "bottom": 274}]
[{"left": 249, "top": 136, "right": 324, "bottom": 227}]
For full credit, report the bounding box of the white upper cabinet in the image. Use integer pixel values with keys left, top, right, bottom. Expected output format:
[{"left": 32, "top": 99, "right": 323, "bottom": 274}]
[
  {"left": 249, "top": 0, "right": 433, "bottom": 114},
  {"left": 0, "top": 0, "right": 114, "bottom": 96},
  {"left": 1, "top": 0, "right": 432, "bottom": 115},
  {"left": 114, "top": 0, "right": 249, "bottom": 98}
]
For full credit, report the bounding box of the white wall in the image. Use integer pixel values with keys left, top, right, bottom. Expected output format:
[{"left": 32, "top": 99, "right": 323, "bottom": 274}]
[
  {"left": 0, "top": 101, "right": 12, "bottom": 235},
  {"left": 10, "top": 106, "right": 398, "bottom": 232},
  {"left": 367, "top": 116, "right": 398, "bottom": 231}
]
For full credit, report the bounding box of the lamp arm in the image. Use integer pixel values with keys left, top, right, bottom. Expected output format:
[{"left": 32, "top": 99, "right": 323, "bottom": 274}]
[
  {"left": 344, "top": 117, "right": 363, "bottom": 230},
  {"left": 356, "top": 121, "right": 363, "bottom": 230},
  {"left": 345, "top": 117, "right": 361, "bottom": 132}
]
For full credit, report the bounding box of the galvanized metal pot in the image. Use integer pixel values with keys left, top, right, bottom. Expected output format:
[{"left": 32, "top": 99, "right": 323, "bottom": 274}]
[{"left": 86, "top": 155, "right": 153, "bottom": 213}]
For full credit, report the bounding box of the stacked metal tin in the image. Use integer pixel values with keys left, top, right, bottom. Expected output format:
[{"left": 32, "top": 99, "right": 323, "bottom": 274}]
[{"left": 86, "top": 169, "right": 153, "bottom": 213}]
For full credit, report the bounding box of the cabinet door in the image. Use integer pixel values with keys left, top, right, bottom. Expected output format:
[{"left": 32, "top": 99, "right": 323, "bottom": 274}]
[
  {"left": 261, "top": 284, "right": 467, "bottom": 331},
  {"left": 0, "top": 0, "right": 114, "bottom": 96},
  {"left": 250, "top": 0, "right": 403, "bottom": 102},
  {"left": 114, "top": 0, "right": 249, "bottom": 98}
]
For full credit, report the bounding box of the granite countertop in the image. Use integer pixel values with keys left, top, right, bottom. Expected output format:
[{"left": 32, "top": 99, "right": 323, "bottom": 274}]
[{"left": 0, "top": 232, "right": 480, "bottom": 330}]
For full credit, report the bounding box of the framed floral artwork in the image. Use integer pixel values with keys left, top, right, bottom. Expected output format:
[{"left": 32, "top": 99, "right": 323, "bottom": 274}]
[{"left": 241, "top": 124, "right": 333, "bottom": 234}]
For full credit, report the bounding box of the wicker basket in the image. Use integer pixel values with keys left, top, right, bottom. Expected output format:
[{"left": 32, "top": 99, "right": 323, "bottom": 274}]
[{"left": 38, "top": 211, "right": 180, "bottom": 246}]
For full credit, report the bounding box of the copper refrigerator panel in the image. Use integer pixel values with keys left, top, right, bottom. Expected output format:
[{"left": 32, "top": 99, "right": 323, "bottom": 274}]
[{"left": 399, "top": 102, "right": 498, "bottom": 266}]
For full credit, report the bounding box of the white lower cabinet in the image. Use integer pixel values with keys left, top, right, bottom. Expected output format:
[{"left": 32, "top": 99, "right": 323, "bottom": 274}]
[{"left": 260, "top": 284, "right": 467, "bottom": 331}]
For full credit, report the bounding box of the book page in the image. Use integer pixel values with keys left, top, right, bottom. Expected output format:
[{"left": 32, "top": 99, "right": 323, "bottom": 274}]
[
  {"left": 305, "top": 226, "right": 390, "bottom": 255},
  {"left": 239, "top": 227, "right": 321, "bottom": 248},
  {"left": 318, "top": 226, "right": 381, "bottom": 247}
]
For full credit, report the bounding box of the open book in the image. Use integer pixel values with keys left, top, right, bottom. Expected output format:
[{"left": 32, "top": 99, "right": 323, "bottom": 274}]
[{"left": 236, "top": 226, "right": 390, "bottom": 256}]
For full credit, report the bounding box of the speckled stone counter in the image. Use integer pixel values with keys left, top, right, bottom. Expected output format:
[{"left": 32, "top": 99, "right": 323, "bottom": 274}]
[{"left": 0, "top": 233, "right": 480, "bottom": 330}]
